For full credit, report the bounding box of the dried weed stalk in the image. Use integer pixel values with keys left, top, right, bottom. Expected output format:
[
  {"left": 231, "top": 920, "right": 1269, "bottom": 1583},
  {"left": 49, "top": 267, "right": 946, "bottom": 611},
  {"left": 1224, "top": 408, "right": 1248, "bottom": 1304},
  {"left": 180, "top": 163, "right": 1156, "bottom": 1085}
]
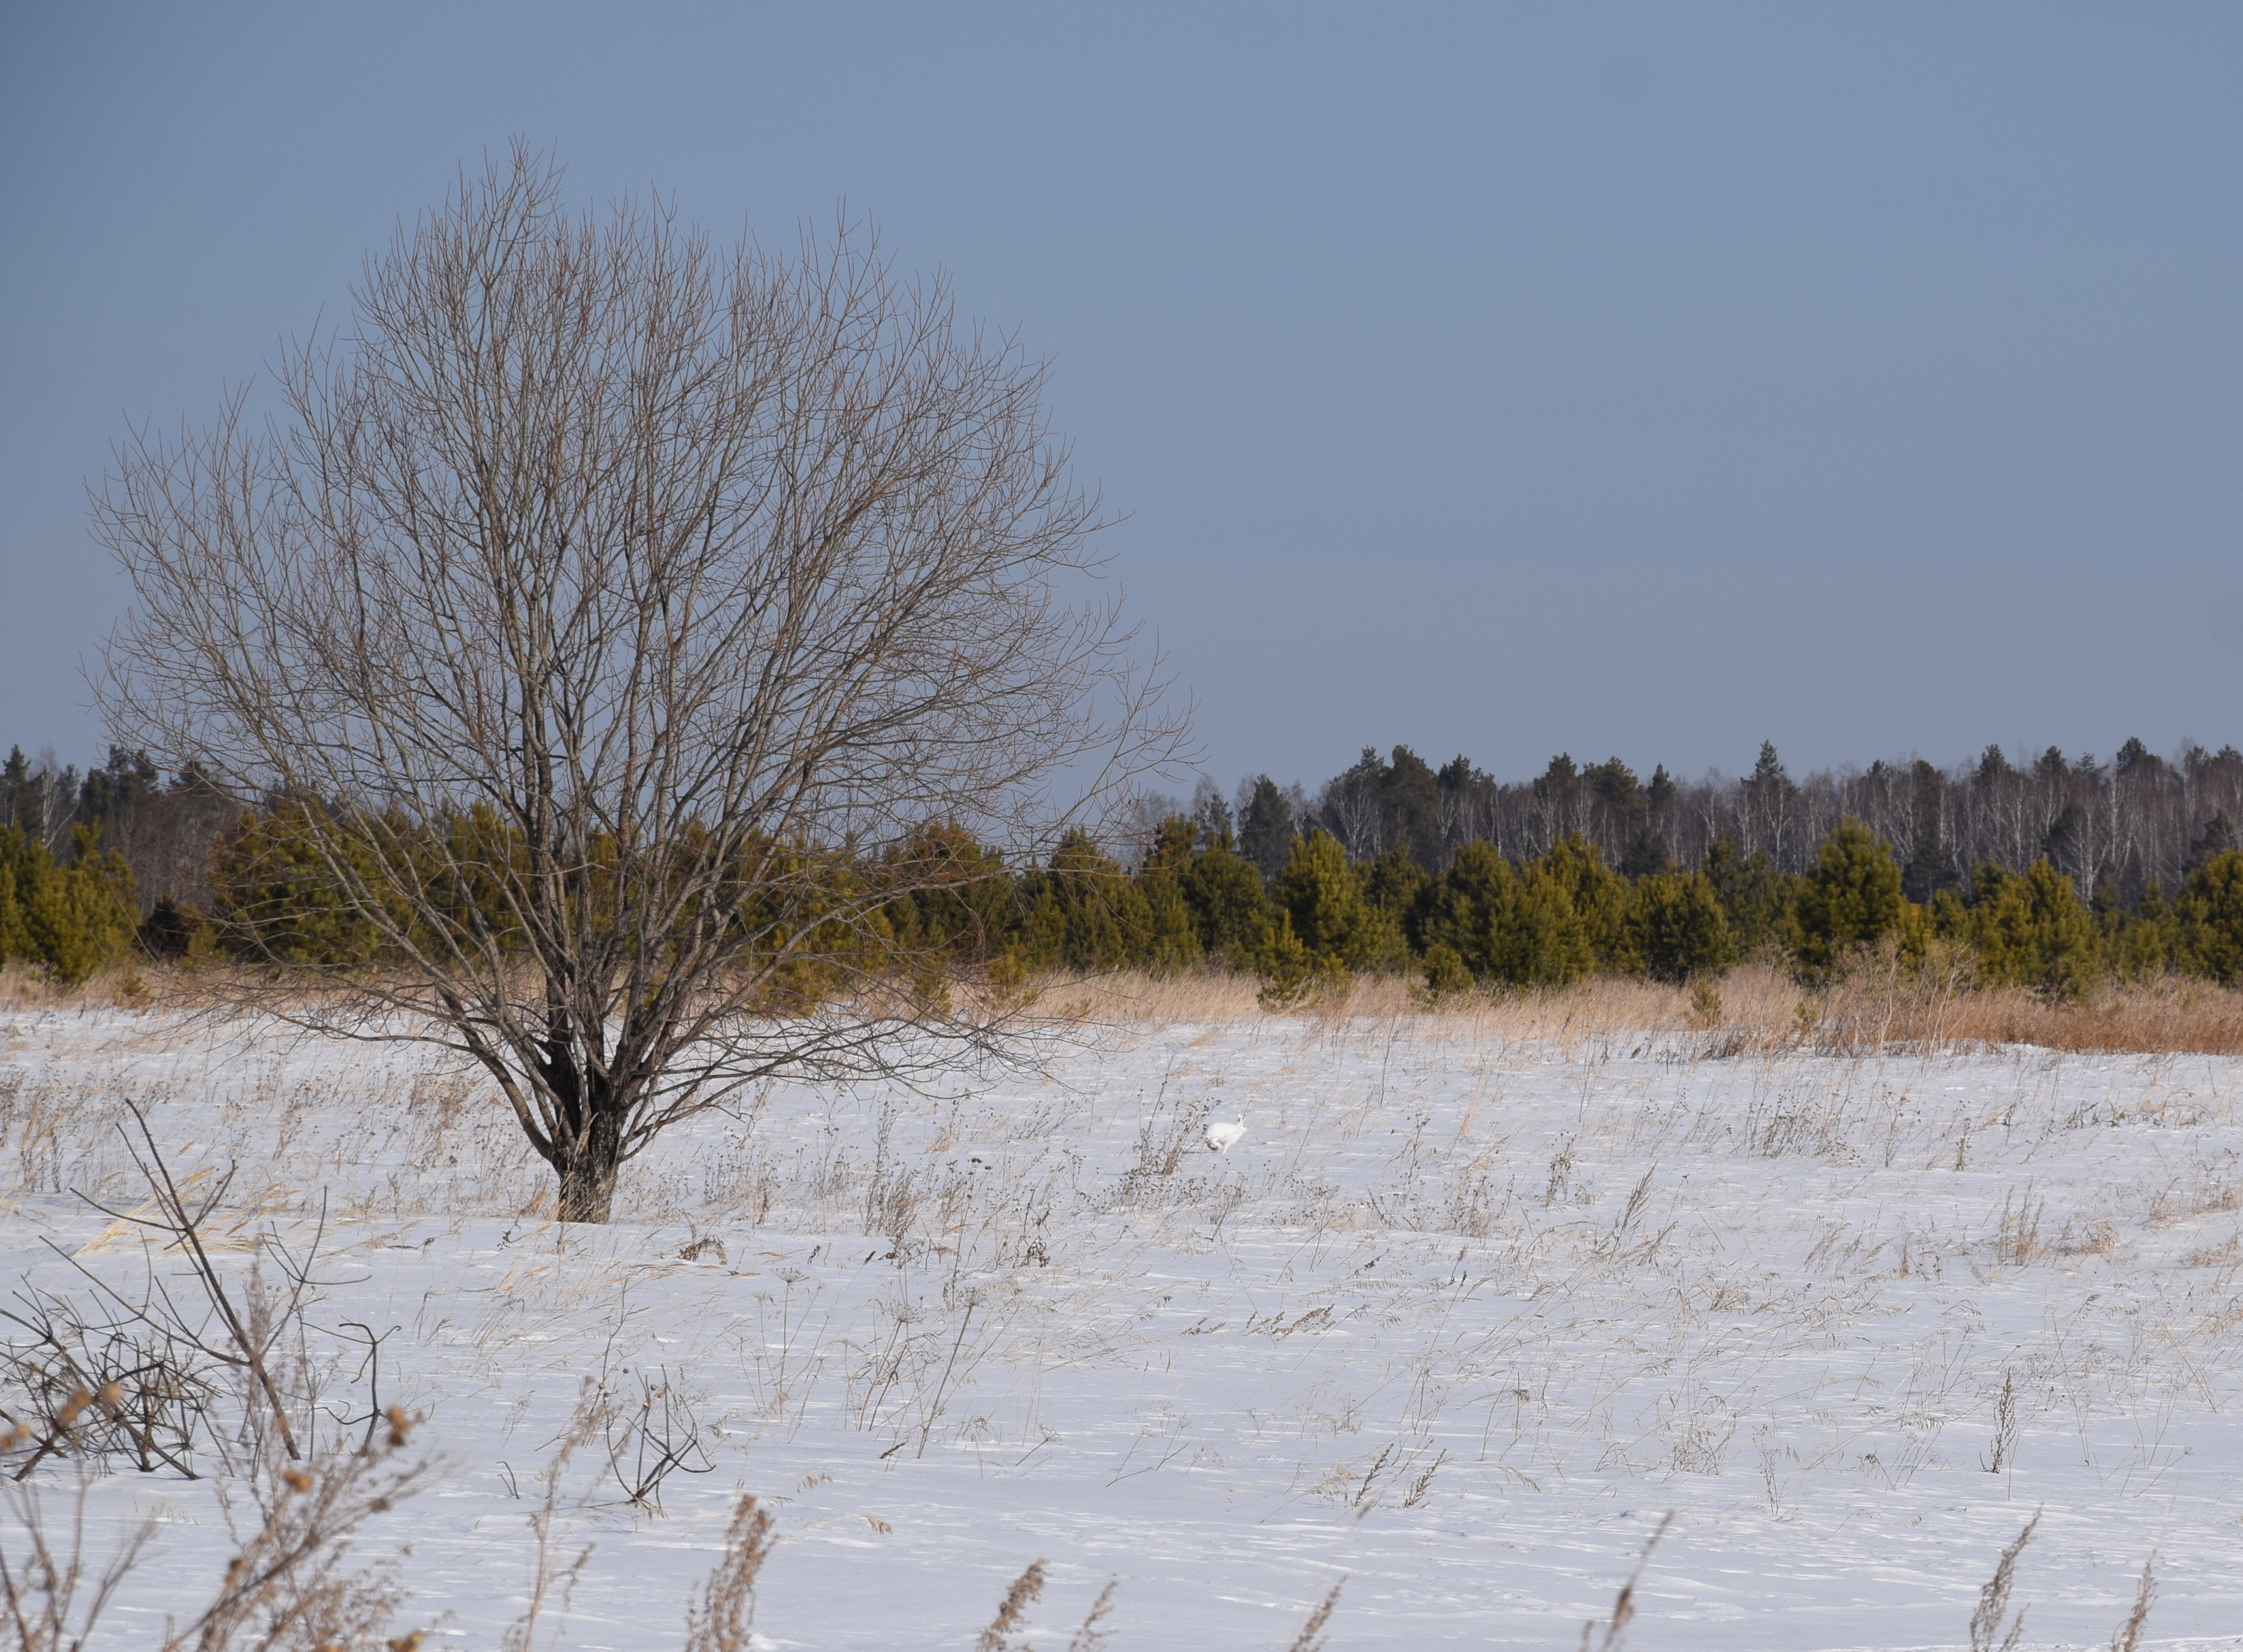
[
  {"left": 1969, "top": 1510, "right": 2039, "bottom": 1652},
  {"left": 681, "top": 1497, "right": 776, "bottom": 1652},
  {"left": 1579, "top": 1511, "right": 1673, "bottom": 1652},
  {"left": 1285, "top": 1580, "right": 1343, "bottom": 1652},
  {"left": 975, "top": 1558, "right": 1046, "bottom": 1652}
]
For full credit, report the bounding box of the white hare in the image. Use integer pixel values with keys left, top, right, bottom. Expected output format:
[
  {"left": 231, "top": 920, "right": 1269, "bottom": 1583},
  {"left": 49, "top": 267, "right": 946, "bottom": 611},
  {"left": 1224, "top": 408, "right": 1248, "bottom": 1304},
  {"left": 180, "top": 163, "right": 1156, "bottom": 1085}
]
[{"left": 1204, "top": 1119, "right": 1248, "bottom": 1154}]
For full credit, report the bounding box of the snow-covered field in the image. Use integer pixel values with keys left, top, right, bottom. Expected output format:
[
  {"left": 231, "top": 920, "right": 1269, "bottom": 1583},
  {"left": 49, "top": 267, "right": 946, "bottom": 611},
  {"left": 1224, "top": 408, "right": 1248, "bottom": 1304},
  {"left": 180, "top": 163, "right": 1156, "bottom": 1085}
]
[{"left": 5, "top": 1006, "right": 2242, "bottom": 1649}]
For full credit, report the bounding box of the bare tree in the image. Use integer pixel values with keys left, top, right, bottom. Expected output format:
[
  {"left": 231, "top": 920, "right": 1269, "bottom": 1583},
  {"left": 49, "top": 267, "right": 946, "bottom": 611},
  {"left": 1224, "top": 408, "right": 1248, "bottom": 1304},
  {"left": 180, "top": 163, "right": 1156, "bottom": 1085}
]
[{"left": 93, "top": 143, "right": 1185, "bottom": 1221}]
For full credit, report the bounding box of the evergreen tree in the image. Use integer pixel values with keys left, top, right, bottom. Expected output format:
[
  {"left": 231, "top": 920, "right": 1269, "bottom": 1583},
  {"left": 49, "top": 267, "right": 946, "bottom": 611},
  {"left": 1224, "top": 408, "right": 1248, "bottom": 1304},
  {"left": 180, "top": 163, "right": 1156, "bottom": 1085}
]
[
  {"left": 0, "top": 822, "right": 138, "bottom": 984},
  {"left": 1416, "top": 839, "right": 1516, "bottom": 980},
  {"left": 1625, "top": 870, "right": 1733, "bottom": 983},
  {"left": 1618, "top": 824, "right": 1671, "bottom": 880},
  {"left": 1131, "top": 816, "right": 1205, "bottom": 974},
  {"left": 1015, "top": 830, "right": 1153, "bottom": 971},
  {"left": 1494, "top": 857, "right": 1596, "bottom": 988},
  {"left": 77, "top": 747, "right": 158, "bottom": 830},
  {"left": 1383, "top": 745, "right": 1444, "bottom": 871},
  {"left": 1701, "top": 837, "right": 1794, "bottom": 955},
  {"left": 1436, "top": 754, "right": 1501, "bottom": 852},
  {"left": 1532, "top": 835, "right": 1630, "bottom": 971},
  {"left": 1740, "top": 741, "right": 1799, "bottom": 862},
  {"left": 1584, "top": 757, "right": 1645, "bottom": 822},
  {"left": 1362, "top": 844, "right": 1428, "bottom": 925},
  {"left": 1532, "top": 754, "right": 1584, "bottom": 842},
  {"left": 1420, "top": 942, "right": 1471, "bottom": 1001},
  {"left": 2178, "top": 850, "right": 2243, "bottom": 985},
  {"left": 1958, "top": 859, "right": 2102, "bottom": 998},
  {"left": 0, "top": 836, "right": 24, "bottom": 962},
  {"left": 1902, "top": 756, "right": 1955, "bottom": 903},
  {"left": 1646, "top": 763, "right": 1677, "bottom": 819},
  {"left": 882, "top": 822, "right": 1020, "bottom": 962},
  {"left": 2188, "top": 811, "right": 2239, "bottom": 871},
  {"left": 1793, "top": 818, "right": 1906, "bottom": 974},
  {"left": 1275, "top": 830, "right": 1406, "bottom": 972},
  {"left": 1180, "top": 836, "right": 1278, "bottom": 969},
  {"left": 0, "top": 747, "right": 27, "bottom": 831},
  {"left": 1236, "top": 776, "right": 1294, "bottom": 888}
]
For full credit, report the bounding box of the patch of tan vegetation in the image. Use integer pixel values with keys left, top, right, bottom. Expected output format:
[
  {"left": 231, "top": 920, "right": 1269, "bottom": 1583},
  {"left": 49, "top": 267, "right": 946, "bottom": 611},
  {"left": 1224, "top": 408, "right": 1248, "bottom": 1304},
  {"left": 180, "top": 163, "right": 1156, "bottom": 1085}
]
[
  {"left": 1048, "top": 959, "right": 2243, "bottom": 1057},
  {"left": 15, "top": 953, "right": 2243, "bottom": 1058}
]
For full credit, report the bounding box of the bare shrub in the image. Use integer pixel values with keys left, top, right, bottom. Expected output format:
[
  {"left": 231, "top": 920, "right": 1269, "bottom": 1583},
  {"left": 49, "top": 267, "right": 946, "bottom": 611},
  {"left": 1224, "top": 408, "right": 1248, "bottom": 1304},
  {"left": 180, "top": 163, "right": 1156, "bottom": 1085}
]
[
  {"left": 0, "top": 1476, "right": 155, "bottom": 1652},
  {"left": 0, "top": 1285, "right": 217, "bottom": 1478},
  {"left": 600, "top": 1365, "right": 714, "bottom": 1513},
  {"left": 1, "top": 1409, "right": 431, "bottom": 1652}
]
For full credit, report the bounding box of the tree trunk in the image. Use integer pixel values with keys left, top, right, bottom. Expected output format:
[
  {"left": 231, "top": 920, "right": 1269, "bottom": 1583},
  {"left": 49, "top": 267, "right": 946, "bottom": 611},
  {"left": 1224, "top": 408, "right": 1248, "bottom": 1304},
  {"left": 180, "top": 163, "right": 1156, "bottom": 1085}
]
[{"left": 556, "top": 1116, "right": 624, "bottom": 1223}]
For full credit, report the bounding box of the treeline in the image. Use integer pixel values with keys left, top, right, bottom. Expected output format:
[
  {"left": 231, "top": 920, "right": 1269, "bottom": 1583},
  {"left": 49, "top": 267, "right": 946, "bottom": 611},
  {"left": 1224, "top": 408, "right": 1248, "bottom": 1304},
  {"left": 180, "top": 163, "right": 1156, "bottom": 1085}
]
[
  {"left": 2, "top": 746, "right": 233, "bottom": 981},
  {"left": 9, "top": 737, "right": 2243, "bottom": 998},
  {"left": 1192, "top": 737, "right": 2243, "bottom": 908}
]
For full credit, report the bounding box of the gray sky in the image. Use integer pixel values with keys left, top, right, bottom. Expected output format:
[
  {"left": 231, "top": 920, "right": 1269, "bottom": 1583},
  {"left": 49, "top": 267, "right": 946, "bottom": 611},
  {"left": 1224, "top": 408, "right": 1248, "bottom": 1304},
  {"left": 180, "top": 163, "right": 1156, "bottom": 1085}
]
[{"left": 5, "top": 4, "right": 2239, "bottom": 795}]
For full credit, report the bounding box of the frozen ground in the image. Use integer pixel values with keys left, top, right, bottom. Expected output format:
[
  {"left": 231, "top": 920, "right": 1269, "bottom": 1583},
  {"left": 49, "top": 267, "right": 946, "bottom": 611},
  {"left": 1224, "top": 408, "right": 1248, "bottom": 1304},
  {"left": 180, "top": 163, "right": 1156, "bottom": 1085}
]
[{"left": 4, "top": 1006, "right": 2242, "bottom": 1649}]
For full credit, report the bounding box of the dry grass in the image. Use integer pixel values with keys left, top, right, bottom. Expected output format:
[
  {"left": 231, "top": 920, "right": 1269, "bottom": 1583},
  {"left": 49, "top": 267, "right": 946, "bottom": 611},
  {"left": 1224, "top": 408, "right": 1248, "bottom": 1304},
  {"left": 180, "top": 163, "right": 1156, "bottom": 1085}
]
[
  {"left": 13, "top": 952, "right": 2243, "bottom": 1063},
  {"left": 1052, "top": 962, "right": 2243, "bottom": 1057}
]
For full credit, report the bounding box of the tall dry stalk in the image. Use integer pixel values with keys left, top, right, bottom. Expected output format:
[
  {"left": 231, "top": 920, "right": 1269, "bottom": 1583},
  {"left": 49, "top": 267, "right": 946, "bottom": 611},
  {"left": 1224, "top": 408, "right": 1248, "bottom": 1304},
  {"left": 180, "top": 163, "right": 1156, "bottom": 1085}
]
[
  {"left": 681, "top": 1497, "right": 776, "bottom": 1652},
  {"left": 1969, "top": 1511, "right": 2039, "bottom": 1652},
  {"left": 975, "top": 1559, "right": 1046, "bottom": 1652},
  {"left": 1285, "top": 1580, "right": 1343, "bottom": 1652}
]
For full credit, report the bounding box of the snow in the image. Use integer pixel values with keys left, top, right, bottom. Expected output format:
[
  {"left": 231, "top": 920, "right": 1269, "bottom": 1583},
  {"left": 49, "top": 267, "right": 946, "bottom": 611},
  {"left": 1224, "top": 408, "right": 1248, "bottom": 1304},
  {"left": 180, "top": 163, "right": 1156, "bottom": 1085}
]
[{"left": 4, "top": 1007, "right": 2242, "bottom": 1648}]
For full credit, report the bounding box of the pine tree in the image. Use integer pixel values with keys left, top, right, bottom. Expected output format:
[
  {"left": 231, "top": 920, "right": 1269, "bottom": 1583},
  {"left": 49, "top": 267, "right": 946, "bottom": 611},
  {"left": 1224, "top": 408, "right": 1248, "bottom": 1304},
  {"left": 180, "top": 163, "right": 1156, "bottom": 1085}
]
[
  {"left": 1420, "top": 942, "right": 1471, "bottom": 1001},
  {"left": 1131, "top": 816, "right": 1205, "bottom": 974},
  {"left": 1180, "top": 838, "right": 1278, "bottom": 969},
  {"left": 1793, "top": 818, "right": 1907, "bottom": 974},
  {"left": 1236, "top": 776, "right": 1295, "bottom": 888},
  {"left": 1016, "top": 830, "right": 1152, "bottom": 971},
  {"left": 1493, "top": 859, "right": 1595, "bottom": 988},
  {"left": 1532, "top": 835, "right": 1630, "bottom": 971},
  {"left": 1274, "top": 831, "right": 1406, "bottom": 972},
  {"left": 1902, "top": 757, "right": 1956, "bottom": 902},
  {"left": 1963, "top": 859, "right": 2102, "bottom": 997},
  {"left": 1740, "top": 742, "right": 1799, "bottom": 864},
  {"left": 1, "top": 822, "right": 138, "bottom": 984},
  {"left": 1701, "top": 837, "right": 1794, "bottom": 955},
  {"left": 1618, "top": 825, "right": 1671, "bottom": 880},
  {"left": 1384, "top": 745, "right": 1445, "bottom": 871},
  {"left": 1417, "top": 839, "right": 1515, "bottom": 980},
  {"left": 1625, "top": 871, "right": 1734, "bottom": 984},
  {"left": 883, "top": 822, "right": 1021, "bottom": 962},
  {"left": 2179, "top": 850, "right": 2243, "bottom": 985},
  {"left": 2115, "top": 736, "right": 2157, "bottom": 775},
  {"left": 2189, "top": 812, "right": 2239, "bottom": 871}
]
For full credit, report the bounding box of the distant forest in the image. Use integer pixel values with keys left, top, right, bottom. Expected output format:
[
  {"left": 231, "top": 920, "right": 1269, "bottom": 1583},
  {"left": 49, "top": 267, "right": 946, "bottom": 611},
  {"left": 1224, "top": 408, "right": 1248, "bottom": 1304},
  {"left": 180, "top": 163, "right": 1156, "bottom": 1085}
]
[
  {"left": 6, "top": 736, "right": 2243, "bottom": 993},
  {"left": 1174, "top": 738, "right": 2243, "bottom": 906}
]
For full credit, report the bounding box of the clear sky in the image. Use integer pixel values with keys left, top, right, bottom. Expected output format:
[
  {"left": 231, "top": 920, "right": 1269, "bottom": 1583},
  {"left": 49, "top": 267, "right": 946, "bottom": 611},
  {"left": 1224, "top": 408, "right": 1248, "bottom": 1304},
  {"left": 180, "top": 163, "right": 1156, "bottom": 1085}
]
[{"left": 4, "top": 4, "right": 2239, "bottom": 795}]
